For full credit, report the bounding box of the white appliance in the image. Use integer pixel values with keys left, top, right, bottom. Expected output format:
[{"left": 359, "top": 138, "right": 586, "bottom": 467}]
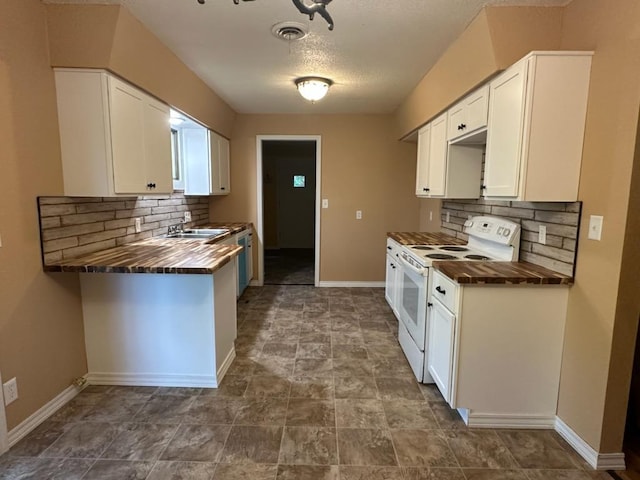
[{"left": 396, "top": 216, "right": 521, "bottom": 382}]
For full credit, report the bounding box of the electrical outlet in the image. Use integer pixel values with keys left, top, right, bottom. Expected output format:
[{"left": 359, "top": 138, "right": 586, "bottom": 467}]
[
  {"left": 445, "top": 212, "right": 450, "bottom": 223},
  {"left": 322, "top": 199, "right": 328, "bottom": 209},
  {"left": 3, "top": 377, "right": 18, "bottom": 405},
  {"left": 538, "top": 225, "right": 547, "bottom": 245},
  {"left": 588, "top": 215, "right": 604, "bottom": 241},
  {"left": 134, "top": 218, "right": 142, "bottom": 233},
  {"left": 184, "top": 211, "right": 191, "bottom": 222},
  {"left": 429, "top": 211, "right": 433, "bottom": 222},
  {"left": 356, "top": 210, "right": 362, "bottom": 220}
]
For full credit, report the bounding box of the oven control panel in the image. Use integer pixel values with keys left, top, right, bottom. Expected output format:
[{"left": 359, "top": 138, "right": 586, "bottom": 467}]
[{"left": 464, "top": 216, "right": 521, "bottom": 246}]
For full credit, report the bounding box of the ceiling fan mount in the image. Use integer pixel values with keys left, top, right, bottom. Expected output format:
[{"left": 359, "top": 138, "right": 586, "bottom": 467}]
[{"left": 197, "top": 0, "right": 335, "bottom": 31}]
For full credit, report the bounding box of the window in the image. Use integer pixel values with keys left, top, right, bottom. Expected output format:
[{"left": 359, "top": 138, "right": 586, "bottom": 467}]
[{"left": 293, "top": 175, "right": 306, "bottom": 188}]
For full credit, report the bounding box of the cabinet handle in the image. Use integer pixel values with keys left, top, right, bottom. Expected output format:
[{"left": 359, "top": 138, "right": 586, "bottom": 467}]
[
  {"left": 221, "top": 187, "right": 226, "bottom": 190},
  {"left": 387, "top": 246, "right": 392, "bottom": 250},
  {"left": 457, "top": 124, "right": 463, "bottom": 130},
  {"left": 435, "top": 286, "right": 446, "bottom": 295},
  {"left": 427, "top": 302, "right": 433, "bottom": 308},
  {"left": 460, "top": 123, "right": 467, "bottom": 130},
  {"left": 423, "top": 187, "right": 430, "bottom": 192},
  {"left": 480, "top": 185, "right": 487, "bottom": 190},
  {"left": 146, "top": 182, "right": 156, "bottom": 189}
]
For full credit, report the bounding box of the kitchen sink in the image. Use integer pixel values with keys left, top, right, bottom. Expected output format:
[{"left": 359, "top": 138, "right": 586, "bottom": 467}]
[
  {"left": 183, "top": 228, "right": 229, "bottom": 236},
  {"left": 165, "top": 228, "right": 230, "bottom": 240}
]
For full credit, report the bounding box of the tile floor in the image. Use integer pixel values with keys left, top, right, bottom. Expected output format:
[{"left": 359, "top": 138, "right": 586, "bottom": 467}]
[
  {"left": 264, "top": 249, "right": 314, "bottom": 285},
  {"left": 0, "top": 286, "right": 615, "bottom": 479}
]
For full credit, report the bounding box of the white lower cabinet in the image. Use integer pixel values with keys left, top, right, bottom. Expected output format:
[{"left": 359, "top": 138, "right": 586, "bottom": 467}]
[
  {"left": 426, "top": 298, "right": 455, "bottom": 403},
  {"left": 427, "top": 269, "right": 570, "bottom": 426}
]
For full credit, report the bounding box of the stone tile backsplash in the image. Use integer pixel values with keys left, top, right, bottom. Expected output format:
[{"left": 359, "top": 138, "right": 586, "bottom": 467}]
[
  {"left": 441, "top": 199, "right": 582, "bottom": 277},
  {"left": 38, "top": 193, "right": 210, "bottom": 265}
]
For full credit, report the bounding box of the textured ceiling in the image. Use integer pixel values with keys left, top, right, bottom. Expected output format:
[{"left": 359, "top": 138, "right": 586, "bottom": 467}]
[{"left": 44, "top": 0, "right": 570, "bottom": 114}]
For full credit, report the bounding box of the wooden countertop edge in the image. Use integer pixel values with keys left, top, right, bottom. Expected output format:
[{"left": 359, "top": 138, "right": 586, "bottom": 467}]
[{"left": 433, "top": 260, "right": 574, "bottom": 286}]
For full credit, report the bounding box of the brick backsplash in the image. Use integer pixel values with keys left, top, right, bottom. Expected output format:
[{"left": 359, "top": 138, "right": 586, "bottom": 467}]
[
  {"left": 441, "top": 199, "right": 582, "bottom": 277},
  {"left": 38, "top": 193, "right": 210, "bottom": 265}
]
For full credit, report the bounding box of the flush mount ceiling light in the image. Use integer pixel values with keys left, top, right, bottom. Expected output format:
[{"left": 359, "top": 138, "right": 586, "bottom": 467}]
[
  {"left": 196, "top": 0, "right": 335, "bottom": 30},
  {"left": 295, "top": 77, "right": 333, "bottom": 102}
]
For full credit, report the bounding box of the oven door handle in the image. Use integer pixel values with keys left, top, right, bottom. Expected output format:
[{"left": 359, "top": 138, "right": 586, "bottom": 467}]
[{"left": 398, "top": 254, "right": 427, "bottom": 276}]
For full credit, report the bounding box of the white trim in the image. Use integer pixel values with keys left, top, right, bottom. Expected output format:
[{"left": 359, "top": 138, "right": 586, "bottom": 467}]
[
  {"left": 249, "top": 279, "right": 262, "bottom": 287},
  {"left": 216, "top": 348, "right": 236, "bottom": 383},
  {"left": 86, "top": 372, "right": 218, "bottom": 388},
  {"left": 465, "top": 412, "right": 556, "bottom": 429},
  {"left": 256, "top": 135, "right": 322, "bottom": 288},
  {"left": 0, "top": 371, "right": 8, "bottom": 455},
  {"left": 554, "top": 416, "right": 626, "bottom": 470},
  {"left": 7, "top": 384, "right": 81, "bottom": 448},
  {"left": 318, "top": 281, "right": 386, "bottom": 288}
]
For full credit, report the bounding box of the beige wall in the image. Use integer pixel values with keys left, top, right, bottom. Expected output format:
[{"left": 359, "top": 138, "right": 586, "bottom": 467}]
[
  {"left": 46, "top": 4, "right": 236, "bottom": 138},
  {"left": 209, "top": 115, "right": 421, "bottom": 282},
  {"left": 557, "top": 0, "right": 640, "bottom": 452},
  {"left": 0, "top": 0, "right": 87, "bottom": 429},
  {"left": 393, "top": 6, "right": 563, "bottom": 140}
]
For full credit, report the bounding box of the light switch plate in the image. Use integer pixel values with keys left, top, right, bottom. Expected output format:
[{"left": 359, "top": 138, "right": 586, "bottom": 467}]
[
  {"left": 538, "top": 225, "right": 547, "bottom": 244},
  {"left": 356, "top": 210, "right": 362, "bottom": 220},
  {"left": 588, "top": 215, "right": 604, "bottom": 241},
  {"left": 3, "top": 377, "right": 18, "bottom": 405},
  {"left": 322, "top": 199, "right": 328, "bottom": 209}
]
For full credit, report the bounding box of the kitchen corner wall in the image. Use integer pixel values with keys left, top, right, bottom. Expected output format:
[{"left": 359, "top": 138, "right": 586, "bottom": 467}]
[
  {"left": 441, "top": 199, "right": 581, "bottom": 277},
  {"left": 38, "top": 193, "right": 210, "bottom": 265}
]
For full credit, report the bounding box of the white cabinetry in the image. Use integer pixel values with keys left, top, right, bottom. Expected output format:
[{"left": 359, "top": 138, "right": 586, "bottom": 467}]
[
  {"left": 427, "top": 269, "right": 569, "bottom": 426},
  {"left": 416, "top": 112, "right": 483, "bottom": 200},
  {"left": 447, "top": 85, "right": 489, "bottom": 143},
  {"left": 384, "top": 238, "right": 402, "bottom": 317},
  {"left": 484, "top": 52, "right": 592, "bottom": 201},
  {"left": 184, "top": 129, "right": 231, "bottom": 196},
  {"left": 55, "top": 69, "right": 172, "bottom": 196}
]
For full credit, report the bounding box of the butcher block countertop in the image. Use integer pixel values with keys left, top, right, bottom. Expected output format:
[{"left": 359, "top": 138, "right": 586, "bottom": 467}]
[
  {"left": 388, "top": 232, "right": 465, "bottom": 246},
  {"left": 433, "top": 261, "right": 573, "bottom": 285},
  {"left": 44, "top": 223, "right": 251, "bottom": 275}
]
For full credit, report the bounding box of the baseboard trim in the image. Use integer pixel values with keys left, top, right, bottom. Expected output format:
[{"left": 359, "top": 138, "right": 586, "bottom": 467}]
[
  {"left": 249, "top": 280, "right": 262, "bottom": 287},
  {"left": 216, "top": 348, "right": 236, "bottom": 383},
  {"left": 465, "top": 412, "right": 556, "bottom": 429},
  {"left": 318, "top": 281, "right": 385, "bottom": 288},
  {"left": 8, "top": 384, "right": 81, "bottom": 448},
  {"left": 86, "top": 372, "right": 218, "bottom": 388},
  {"left": 554, "top": 416, "right": 626, "bottom": 470}
]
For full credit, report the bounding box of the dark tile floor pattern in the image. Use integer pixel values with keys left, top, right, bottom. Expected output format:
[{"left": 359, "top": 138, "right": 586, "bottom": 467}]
[
  {"left": 0, "top": 286, "right": 615, "bottom": 479},
  {"left": 264, "top": 249, "right": 314, "bottom": 285}
]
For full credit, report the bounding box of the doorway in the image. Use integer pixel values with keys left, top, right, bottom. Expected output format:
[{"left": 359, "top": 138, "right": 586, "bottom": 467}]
[
  {"left": 620, "top": 317, "right": 640, "bottom": 479},
  {"left": 256, "top": 136, "right": 321, "bottom": 286}
]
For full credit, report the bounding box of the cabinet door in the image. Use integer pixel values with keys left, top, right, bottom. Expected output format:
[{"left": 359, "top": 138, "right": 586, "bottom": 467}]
[
  {"left": 143, "top": 98, "right": 172, "bottom": 194},
  {"left": 415, "top": 124, "right": 431, "bottom": 196},
  {"left": 464, "top": 84, "right": 489, "bottom": 133},
  {"left": 484, "top": 60, "right": 528, "bottom": 197},
  {"left": 447, "top": 101, "right": 465, "bottom": 141},
  {"left": 217, "top": 136, "right": 231, "bottom": 194},
  {"left": 109, "top": 77, "right": 146, "bottom": 194},
  {"left": 184, "top": 128, "right": 213, "bottom": 195},
  {"left": 427, "top": 113, "right": 448, "bottom": 197},
  {"left": 427, "top": 299, "right": 456, "bottom": 404}
]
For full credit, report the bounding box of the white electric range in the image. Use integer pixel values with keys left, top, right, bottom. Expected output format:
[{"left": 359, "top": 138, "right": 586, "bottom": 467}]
[{"left": 395, "top": 216, "right": 521, "bottom": 382}]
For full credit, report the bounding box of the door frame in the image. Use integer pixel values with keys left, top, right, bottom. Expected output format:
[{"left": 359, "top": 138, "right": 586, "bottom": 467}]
[
  {"left": 0, "top": 371, "right": 8, "bottom": 454},
  {"left": 256, "top": 135, "right": 321, "bottom": 287}
]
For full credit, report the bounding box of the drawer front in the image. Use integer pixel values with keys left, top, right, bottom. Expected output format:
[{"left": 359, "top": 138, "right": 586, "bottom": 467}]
[
  {"left": 386, "top": 238, "right": 402, "bottom": 259},
  {"left": 431, "top": 270, "right": 459, "bottom": 313}
]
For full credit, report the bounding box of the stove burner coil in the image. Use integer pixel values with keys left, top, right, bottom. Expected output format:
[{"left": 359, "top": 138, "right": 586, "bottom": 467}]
[
  {"left": 465, "top": 254, "right": 490, "bottom": 260},
  {"left": 440, "top": 246, "right": 469, "bottom": 252},
  {"left": 426, "top": 253, "right": 457, "bottom": 260},
  {"left": 412, "top": 246, "right": 434, "bottom": 250}
]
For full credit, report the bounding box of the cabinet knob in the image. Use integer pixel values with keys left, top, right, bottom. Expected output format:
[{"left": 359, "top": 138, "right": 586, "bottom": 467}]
[
  {"left": 387, "top": 246, "right": 392, "bottom": 250},
  {"left": 435, "top": 286, "right": 446, "bottom": 295},
  {"left": 480, "top": 185, "right": 487, "bottom": 190},
  {"left": 221, "top": 187, "right": 226, "bottom": 190},
  {"left": 427, "top": 302, "right": 433, "bottom": 308}
]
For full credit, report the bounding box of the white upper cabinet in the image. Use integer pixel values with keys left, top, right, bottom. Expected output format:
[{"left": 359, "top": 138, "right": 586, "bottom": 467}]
[
  {"left": 415, "top": 111, "right": 483, "bottom": 200},
  {"left": 483, "top": 52, "right": 592, "bottom": 201},
  {"left": 55, "top": 69, "right": 172, "bottom": 196},
  {"left": 447, "top": 84, "right": 489, "bottom": 143},
  {"left": 415, "top": 113, "right": 448, "bottom": 198},
  {"left": 183, "top": 128, "right": 231, "bottom": 196}
]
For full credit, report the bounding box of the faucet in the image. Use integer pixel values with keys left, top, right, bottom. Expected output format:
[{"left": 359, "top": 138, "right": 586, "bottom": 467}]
[{"left": 167, "top": 222, "right": 185, "bottom": 236}]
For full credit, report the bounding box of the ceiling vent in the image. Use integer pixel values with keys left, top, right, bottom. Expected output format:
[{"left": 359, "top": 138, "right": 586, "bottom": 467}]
[{"left": 271, "top": 22, "right": 309, "bottom": 42}]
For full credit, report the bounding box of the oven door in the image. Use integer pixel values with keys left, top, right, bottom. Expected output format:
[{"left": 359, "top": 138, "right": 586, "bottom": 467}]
[{"left": 397, "top": 255, "right": 428, "bottom": 350}]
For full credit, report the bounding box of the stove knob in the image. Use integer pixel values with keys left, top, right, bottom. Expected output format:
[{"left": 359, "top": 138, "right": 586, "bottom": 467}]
[{"left": 503, "top": 228, "right": 511, "bottom": 236}]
